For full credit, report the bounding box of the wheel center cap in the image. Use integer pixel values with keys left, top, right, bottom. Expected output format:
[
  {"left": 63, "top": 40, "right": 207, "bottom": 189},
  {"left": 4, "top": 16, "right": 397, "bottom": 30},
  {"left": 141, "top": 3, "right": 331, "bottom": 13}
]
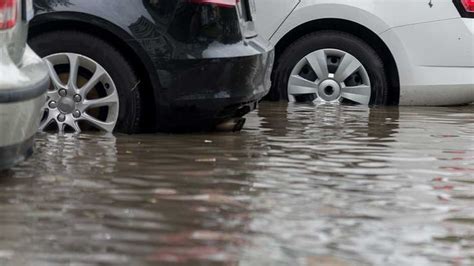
[
  {"left": 318, "top": 79, "right": 341, "bottom": 102},
  {"left": 58, "top": 97, "right": 75, "bottom": 114}
]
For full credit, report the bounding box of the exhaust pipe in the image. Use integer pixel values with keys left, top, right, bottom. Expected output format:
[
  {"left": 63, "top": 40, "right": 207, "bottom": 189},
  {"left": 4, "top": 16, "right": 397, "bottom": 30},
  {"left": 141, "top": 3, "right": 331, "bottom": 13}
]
[{"left": 216, "top": 118, "right": 246, "bottom": 132}]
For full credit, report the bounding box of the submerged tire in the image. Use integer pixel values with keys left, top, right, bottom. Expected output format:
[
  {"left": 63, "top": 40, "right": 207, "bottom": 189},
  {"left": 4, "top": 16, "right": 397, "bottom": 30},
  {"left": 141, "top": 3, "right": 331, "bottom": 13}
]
[{"left": 270, "top": 30, "right": 389, "bottom": 105}]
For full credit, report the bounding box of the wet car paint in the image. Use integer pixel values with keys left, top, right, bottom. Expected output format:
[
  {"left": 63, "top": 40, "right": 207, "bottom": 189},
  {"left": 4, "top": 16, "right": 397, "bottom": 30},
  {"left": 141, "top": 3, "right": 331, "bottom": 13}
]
[
  {"left": 29, "top": 0, "right": 274, "bottom": 131},
  {"left": 0, "top": 0, "right": 49, "bottom": 170}
]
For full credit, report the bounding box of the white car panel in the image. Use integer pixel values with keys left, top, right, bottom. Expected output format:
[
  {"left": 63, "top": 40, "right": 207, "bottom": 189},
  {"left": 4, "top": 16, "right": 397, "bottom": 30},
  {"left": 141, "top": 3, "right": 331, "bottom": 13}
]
[
  {"left": 0, "top": 96, "right": 44, "bottom": 147},
  {"left": 268, "top": 0, "right": 464, "bottom": 43},
  {"left": 268, "top": 2, "right": 391, "bottom": 44},
  {"left": 0, "top": 0, "right": 49, "bottom": 169},
  {"left": 387, "top": 18, "right": 474, "bottom": 68},
  {"left": 257, "top": 0, "right": 474, "bottom": 106},
  {"left": 254, "top": 0, "right": 300, "bottom": 41}
]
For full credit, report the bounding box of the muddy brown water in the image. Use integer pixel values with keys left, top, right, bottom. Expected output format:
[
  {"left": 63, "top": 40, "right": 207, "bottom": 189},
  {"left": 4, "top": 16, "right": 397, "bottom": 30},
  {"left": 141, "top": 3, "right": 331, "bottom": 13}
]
[{"left": 0, "top": 102, "right": 473, "bottom": 266}]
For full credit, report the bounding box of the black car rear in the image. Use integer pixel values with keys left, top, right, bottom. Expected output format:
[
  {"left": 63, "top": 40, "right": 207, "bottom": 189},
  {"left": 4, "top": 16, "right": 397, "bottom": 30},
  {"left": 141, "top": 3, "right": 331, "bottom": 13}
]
[{"left": 29, "top": 0, "right": 274, "bottom": 133}]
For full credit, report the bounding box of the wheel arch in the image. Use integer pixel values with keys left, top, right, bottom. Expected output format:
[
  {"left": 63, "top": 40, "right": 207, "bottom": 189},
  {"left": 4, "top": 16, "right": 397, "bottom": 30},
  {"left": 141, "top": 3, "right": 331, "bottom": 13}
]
[
  {"left": 273, "top": 18, "right": 400, "bottom": 105},
  {"left": 29, "top": 12, "right": 160, "bottom": 130}
]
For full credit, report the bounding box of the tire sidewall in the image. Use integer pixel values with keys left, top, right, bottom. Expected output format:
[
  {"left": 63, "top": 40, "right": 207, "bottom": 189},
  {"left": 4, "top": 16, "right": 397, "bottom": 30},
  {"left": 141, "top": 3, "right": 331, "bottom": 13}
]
[{"left": 273, "top": 31, "right": 388, "bottom": 105}]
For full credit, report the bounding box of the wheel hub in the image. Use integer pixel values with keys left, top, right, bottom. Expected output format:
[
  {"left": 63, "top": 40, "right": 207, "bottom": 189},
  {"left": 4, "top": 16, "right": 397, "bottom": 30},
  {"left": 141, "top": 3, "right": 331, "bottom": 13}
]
[
  {"left": 318, "top": 79, "right": 341, "bottom": 102},
  {"left": 58, "top": 97, "right": 76, "bottom": 114},
  {"left": 40, "top": 53, "right": 119, "bottom": 134},
  {"left": 287, "top": 48, "right": 372, "bottom": 105}
]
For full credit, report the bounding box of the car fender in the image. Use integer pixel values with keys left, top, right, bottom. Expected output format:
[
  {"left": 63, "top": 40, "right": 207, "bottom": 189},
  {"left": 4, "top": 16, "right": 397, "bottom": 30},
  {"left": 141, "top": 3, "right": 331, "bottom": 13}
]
[
  {"left": 270, "top": 0, "right": 460, "bottom": 45},
  {"left": 29, "top": 10, "right": 162, "bottom": 105},
  {"left": 270, "top": 2, "right": 392, "bottom": 45}
]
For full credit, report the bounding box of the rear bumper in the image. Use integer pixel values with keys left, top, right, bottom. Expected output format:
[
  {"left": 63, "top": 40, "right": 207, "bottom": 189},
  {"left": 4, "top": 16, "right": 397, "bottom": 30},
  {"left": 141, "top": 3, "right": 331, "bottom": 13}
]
[
  {"left": 0, "top": 95, "right": 46, "bottom": 170},
  {"left": 0, "top": 46, "right": 49, "bottom": 169},
  {"left": 381, "top": 18, "right": 474, "bottom": 106},
  {"left": 155, "top": 37, "right": 274, "bottom": 130},
  {"left": 398, "top": 67, "right": 474, "bottom": 106},
  {"left": 0, "top": 136, "right": 35, "bottom": 171}
]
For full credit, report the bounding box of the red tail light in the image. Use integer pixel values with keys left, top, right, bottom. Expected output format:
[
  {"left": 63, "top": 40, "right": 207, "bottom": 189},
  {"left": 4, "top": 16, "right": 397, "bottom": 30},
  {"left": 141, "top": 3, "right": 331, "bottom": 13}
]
[
  {"left": 190, "top": 0, "right": 240, "bottom": 8},
  {"left": 461, "top": 0, "right": 474, "bottom": 12},
  {"left": 0, "top": 0, "right": 16, "bottom": 30}
]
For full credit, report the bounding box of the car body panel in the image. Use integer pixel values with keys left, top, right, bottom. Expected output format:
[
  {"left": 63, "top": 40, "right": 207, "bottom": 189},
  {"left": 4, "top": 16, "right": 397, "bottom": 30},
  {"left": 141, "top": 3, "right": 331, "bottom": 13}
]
[
  {"left": 386, "top": 18, "right": 474, "bottom": 68},
  {"left": 380, "top": 18, "right": 474, "bottom": 105},
  {"left": 1, "top": 0, "right": 28, "bottom": 65},
  {"left": 0, "top": 94, "right": 44, "bottom": 148},
  {"left": 259, "top": 0, "right": 462, "bottom": 43},
  {"left": 0, "top": 0, "right": 49, "bottom": 170},
  {"left": 31, "top": 0, "right": 274, "bottom": 130},
  {"left": 0, "top": 47, "right": 49, "bottom": 101},
  {"left": 254, "top": 0, "right": 300, "bottom": 41},
  {"left": 256, "top": 0, "right": 474, "bottom": 106}
]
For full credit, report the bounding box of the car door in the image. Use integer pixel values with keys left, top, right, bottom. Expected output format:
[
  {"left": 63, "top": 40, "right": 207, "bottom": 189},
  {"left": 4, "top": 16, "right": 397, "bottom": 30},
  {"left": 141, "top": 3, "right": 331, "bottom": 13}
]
[{"left": 253, "top": 0, "right": 300, "bottom": 41}]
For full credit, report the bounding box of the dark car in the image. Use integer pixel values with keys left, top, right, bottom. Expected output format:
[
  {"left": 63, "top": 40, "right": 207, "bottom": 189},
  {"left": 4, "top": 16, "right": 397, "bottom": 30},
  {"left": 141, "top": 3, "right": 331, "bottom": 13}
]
[{"left": 28, "top": 0, "right": 273, "bottom": 134}]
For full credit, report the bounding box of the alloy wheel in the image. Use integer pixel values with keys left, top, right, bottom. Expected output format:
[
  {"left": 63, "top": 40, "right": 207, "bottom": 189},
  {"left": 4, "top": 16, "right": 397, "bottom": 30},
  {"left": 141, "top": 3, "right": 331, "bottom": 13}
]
[
  {"left": 40, "top": 53, "right": 119, "bottom": 134},
  {"left": 288, "top": 49, "right": 372, "bottom": 104}
]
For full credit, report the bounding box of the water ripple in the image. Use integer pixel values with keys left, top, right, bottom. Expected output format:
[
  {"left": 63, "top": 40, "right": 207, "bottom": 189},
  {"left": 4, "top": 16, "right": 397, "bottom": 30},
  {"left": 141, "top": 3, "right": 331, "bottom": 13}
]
[{"left": 0, "top": 103, "right": 473, "bottom": 266}]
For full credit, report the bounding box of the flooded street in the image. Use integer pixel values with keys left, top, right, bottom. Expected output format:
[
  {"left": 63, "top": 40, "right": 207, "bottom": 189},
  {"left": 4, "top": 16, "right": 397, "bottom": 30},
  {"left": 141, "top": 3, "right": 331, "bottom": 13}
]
[{"left": 1, "top": 102, "right": 473, "bottom": 266}]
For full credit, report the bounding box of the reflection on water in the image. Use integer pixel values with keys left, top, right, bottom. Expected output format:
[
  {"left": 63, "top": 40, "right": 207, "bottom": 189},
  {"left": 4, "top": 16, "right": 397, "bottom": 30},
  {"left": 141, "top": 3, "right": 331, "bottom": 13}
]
[{"left": 1, "top": 102, "right": 473, "bottom": 266}]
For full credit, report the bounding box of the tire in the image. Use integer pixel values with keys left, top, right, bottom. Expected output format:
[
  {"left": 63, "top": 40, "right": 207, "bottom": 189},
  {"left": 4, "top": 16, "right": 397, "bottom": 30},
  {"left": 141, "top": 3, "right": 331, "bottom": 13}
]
[
  {"left": 29, "top": 30, "right": 142, "bottom": 134},
  {"left": 270, "top": 30, "right": 389, "bottom": 105}
]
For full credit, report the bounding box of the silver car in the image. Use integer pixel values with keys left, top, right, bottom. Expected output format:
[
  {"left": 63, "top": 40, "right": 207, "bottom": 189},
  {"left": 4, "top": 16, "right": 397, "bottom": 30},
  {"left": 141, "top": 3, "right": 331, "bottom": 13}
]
[{"left": 0, "top": 0, "right": 48, "bottom": 170}]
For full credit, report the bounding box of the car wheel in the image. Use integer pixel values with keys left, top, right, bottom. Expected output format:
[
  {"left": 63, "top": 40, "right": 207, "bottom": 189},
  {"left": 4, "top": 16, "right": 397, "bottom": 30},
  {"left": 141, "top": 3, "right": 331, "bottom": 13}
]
[
  {"left": 271, "top": 30, "right": 389, "bottom": 105},
  {"left": 29, "top": 30, "right": 141, "bottom": 134}
]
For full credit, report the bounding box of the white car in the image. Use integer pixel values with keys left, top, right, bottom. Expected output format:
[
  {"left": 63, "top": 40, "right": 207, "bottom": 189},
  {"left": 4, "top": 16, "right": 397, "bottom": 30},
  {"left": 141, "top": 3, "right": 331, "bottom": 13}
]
[
  {"left": 0, "top": 0, "right": 48, "bottom": 170},
  {"left": 254, "top": 0, "right": 474, "bottom": 106}
]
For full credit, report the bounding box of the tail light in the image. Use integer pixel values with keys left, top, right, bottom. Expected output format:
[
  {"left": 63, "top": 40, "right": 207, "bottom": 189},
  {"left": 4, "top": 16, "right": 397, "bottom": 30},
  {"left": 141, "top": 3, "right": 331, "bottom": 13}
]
[
  {"left": 189, "top": 0, "right": 240, "bottom": 8},
  {"left": 454, "top": 0, "right": 474, "bottom": 18},
  {"left": 461, "top": 0, "right": 474, "bottom": 12},
  {"left": 0, "top": 0, "right": 16, "bottom": 30}
]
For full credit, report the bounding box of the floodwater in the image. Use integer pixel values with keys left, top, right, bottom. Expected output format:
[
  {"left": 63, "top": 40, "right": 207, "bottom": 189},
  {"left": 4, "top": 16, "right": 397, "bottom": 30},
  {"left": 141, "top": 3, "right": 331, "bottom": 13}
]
[{"left": 0, "top": 102, "right": 473, "bottom": 266}]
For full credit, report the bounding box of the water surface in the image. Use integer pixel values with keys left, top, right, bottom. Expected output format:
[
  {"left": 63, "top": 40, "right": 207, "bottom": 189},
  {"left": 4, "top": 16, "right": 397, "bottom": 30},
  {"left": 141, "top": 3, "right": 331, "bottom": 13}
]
[{"left": 1, "top": 102, "right": 473, "bottom": 265}]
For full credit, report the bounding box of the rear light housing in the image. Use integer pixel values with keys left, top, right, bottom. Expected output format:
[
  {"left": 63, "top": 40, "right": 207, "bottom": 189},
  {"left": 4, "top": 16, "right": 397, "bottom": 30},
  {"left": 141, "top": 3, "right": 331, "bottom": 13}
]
[
  {"left": 462, "top": 0, "right": 474, "bottom": 11},
  {"left": 189, "top": 0, "right": 240, "bottom": 8},
  {"left": 0, "top": 0, "right": 17, "bottom": 30},
  {"left": 454, "top": 0, "right": 474, "bottom": 18}
]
